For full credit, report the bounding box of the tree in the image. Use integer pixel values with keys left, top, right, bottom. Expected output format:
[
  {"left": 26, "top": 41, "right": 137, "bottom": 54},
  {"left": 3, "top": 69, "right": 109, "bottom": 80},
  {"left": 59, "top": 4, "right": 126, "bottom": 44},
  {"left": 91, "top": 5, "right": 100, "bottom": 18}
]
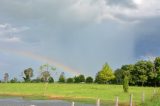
[
  {"left": 74, "top": 75, "right": 85, "bottom": 83},
  {"left": 74, "top": 76, "right": 80, "bottom": 83},
  {"left": 31, "top": 78, "right": 41, "bottom": 83},
  {"left": 114, "top": 69, "right": 123, "bottom": 84},
  {"left": 4, "top": 73, "right": 9, "bottom": 83},
  {"left": 123, "top": 76, "right": 129, "bottom": 92},
  {"left": 67, "top": 78, "right": 74, "bottom": 83},
  {"left": 79, "top": 74, "right": 85, "bottom": 82},
  {"left": 86, "top": 76, "right": 93, "bottom": 83},
  {"left": 23, "top": 68, "right": 33, "bottom": 82},
  {"left": 40, "top": 64, "right": 56, "bottom": 73},
  {"left": 133, "top": 60, "right": 154, "bottom": 86},
  {"left": 10, "top": 77, "right": 18, "bottom": 83},
  {"left": 41, "top": 71, "right": 51, "bottom": 82},
  {"left": 139, "top": 75, "right": 148, "bottom": 86},
  {"left": 40, "top": 64, "right": 56, "bottom": 82},
  {"left": 154, "top": 57, "right": 160, "bottom": 86},
  {"left": 48, "top": 77, "right": 54, "bottom": 83},
  {"left": 121, "top": 65, "right": 134, "bottom": 85},
  {"left": 95, "top": 63, "right": 115, "bottom": 84},
  {"left": 59, "top": 72, "right": 65, "bottom": 83}
]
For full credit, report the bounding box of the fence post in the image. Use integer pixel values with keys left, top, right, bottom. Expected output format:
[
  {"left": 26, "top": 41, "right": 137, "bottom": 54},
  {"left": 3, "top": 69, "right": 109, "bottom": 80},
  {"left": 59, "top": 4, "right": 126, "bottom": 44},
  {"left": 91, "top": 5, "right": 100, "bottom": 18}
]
[
  {"left": 142, "top": 92, "right": 145, "bottom": 104},
  {"left": 153, "top": 89, "right": 156, "bottom": 96},
  {"left": 71, "top": 102, "right": 74, "bottom": 106},
  {"left": 130, "top": 94, "right": 133, "bottom": 106},
  {"left": 115, "top": 96, "right": 118, "bottom": 106},
  {"left": 96, "top": 99, "right": 100, "bottom": 106}
]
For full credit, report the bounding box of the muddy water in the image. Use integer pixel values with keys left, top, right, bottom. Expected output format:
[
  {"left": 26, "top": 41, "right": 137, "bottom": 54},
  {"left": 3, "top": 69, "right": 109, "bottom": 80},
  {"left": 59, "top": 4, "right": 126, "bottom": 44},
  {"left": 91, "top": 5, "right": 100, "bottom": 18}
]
[{"left": 0, "top": 98, "right": 96, "bottom": 106}]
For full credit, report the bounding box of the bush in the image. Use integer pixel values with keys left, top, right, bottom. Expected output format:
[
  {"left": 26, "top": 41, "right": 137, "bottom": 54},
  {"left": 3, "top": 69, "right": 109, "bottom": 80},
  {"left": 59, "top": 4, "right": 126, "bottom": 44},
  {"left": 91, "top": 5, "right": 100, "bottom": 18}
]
[
  {"left": 86, "top": 76, "right": 93, "bottom": 83},
  {"left": 10, "top": 78, "right": 18, "bottom": 83},
  {"left": 123, "top": 76, "right": 129, "bottom": 92},
  {"left": 48, "top": 77, "right": 54, "bottom": 83},
  {"left": 40, "top": 77, "right": 45, "bottom": 83},
  {"left": 74, "top": 76, "right": 80, "bottom": 83},
  {"left": 79, "top": 75, "right": 85, "bottom": 82},
  {"left": 67, "top": 78, "right": 74, "bottom": 83},
  {"left": 59, "top": 73, "right": 65, "bottom": 83},
  {"left": 74, "top": 75, "right": 85, "bottom": 83},
  {"left": 31, "top": 79, "right": 41, "bottom": 83}
]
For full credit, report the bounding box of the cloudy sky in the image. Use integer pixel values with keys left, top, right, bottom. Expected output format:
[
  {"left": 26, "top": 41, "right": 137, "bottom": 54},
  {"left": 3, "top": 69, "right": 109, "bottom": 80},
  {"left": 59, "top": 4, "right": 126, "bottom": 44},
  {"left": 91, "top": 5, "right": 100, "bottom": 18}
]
[{"left": 0, "top": 0, "right": 160, "bottom": 79}]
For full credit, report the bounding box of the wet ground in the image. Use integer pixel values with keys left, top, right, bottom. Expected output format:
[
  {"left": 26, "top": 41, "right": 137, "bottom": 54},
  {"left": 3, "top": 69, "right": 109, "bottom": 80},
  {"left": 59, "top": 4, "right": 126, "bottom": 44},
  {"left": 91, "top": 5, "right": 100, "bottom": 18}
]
[{"left": 0, "top": 98, "right": 96, "bottom": 106}]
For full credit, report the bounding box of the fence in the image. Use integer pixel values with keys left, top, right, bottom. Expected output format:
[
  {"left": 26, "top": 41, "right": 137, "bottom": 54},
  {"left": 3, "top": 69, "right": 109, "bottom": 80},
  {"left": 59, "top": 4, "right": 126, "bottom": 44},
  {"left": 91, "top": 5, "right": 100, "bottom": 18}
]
[{"left": 70, "top": 89, "right": 159, "bottom": 106}]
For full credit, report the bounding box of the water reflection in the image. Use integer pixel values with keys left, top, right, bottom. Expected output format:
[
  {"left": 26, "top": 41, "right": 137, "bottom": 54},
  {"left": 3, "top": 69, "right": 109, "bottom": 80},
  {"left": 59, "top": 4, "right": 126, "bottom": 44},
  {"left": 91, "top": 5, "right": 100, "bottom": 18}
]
[{"left": 0, "top": 98, "right": 95, "bottom": 106}]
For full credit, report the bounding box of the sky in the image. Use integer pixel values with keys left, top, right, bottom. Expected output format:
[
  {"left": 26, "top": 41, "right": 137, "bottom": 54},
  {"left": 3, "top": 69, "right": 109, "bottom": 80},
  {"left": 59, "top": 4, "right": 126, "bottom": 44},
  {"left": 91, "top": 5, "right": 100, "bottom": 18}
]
[{"left": 0, "top": 0, "right": 160, "bottom": 80}]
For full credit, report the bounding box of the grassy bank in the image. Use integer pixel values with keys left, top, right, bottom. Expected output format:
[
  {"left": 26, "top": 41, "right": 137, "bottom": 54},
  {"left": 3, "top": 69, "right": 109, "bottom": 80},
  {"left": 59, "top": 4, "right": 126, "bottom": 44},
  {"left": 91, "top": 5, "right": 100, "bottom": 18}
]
[{"left": 0, "top": 83, "right": 158, "bottom": 105}]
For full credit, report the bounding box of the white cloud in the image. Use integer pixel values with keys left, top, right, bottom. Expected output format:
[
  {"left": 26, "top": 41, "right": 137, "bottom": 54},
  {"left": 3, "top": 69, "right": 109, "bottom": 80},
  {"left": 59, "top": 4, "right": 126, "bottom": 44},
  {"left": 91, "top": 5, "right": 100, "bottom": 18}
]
[
  {"left": 138, "top": 55, "right": 156, "bottom": 62},
  {"left": 1, "top": 37, "right": 21, "bottom": 43},
  {"left": 0, "top": 23, "right": 29, "bottom": 43}
]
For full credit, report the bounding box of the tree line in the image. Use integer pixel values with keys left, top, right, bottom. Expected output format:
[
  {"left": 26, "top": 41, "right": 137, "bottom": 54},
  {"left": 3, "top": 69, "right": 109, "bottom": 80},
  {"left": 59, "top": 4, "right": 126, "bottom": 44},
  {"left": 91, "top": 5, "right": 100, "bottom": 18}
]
[
  {"left": 1, "top": 57, "right": 160, "bottom": 87},
  {"left": 1, "top": 63, "right": 114, "bottom": 84},
  {"left": 114, "top": 57, "right": 160, "bottom": 87}
]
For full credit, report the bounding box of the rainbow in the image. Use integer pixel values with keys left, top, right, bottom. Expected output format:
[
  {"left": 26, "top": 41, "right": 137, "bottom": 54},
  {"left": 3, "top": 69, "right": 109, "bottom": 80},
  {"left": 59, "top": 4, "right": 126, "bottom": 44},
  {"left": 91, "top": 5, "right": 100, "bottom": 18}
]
[{"left": 0, "top": 47, "right": 81, "bottom": 75}]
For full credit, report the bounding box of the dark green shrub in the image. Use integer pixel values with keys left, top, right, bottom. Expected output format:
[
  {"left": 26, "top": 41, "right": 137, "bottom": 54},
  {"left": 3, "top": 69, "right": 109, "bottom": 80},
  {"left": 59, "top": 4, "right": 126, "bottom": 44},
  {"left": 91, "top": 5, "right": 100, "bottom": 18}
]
[
  {"left": 123, "top": 76, "right": 129, "bottom": 92},
  {"left": 31, "top": 79, "right": 41, "bottom": 83},
  {"left": 74, "top": 75, "right": 85, "bottom": 83},
  {"left": 79, "top": 75, "right": 85, "bottom": 82},
  {"left": 40, "top": 77, "right": 45, "bottom": 83},
  {"left": 74, "top": 76, "right": 79, "bottom": 83},
  {"left": 48, "top": 77, "right": 54, "bottom": 83},
  {"left": 67, "top": 78, "right": 74, "bottom": 83},
  {"left": 10, "top": 78, "right": 18, "bottom": 83},
  {"left": 59, "top": 72, "right": 65, "bottom": 83},
  {"left": 86, "top": 76, "right": 93, "bottom": 83}
]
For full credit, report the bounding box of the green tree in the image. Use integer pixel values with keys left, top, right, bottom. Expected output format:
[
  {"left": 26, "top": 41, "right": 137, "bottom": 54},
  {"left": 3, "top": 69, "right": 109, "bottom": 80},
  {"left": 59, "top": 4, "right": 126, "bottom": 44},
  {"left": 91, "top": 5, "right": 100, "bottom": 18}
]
[
  {"left": 123, "top": 76, "right": 129, "bottom": 92},
  {"left": 74, "top": 76, "right": 80, "bottom": 83},
  {"left": 67, "top": 78, "right": 74, "bottom": 83},
  {"left": 133, "top": 60, "right": 154, "bottom": 86},
  {"left": 95, "top": 63, "right": 115, "bottom": 84},
  {"left": 74, "top": 75, "right": 85, "bottom": 83},
  {"left": 114, "top": 69, "right": 123, "bottom": 84},
  {"left": 23, "top": 68, "right": 33, "bottom": 82},
  {"left": 154, "top": 57, "right": 160, "bottom": 87},
  {"left": 40, "top": 64, "right": 56, "bottom": 82},
  {"left": 58, "top": 72, "right": 65, "bottom": 83},
  {"left": 139, "top": 75, "right": 148, "bottom": 86},
  {"left": 86, "top": 76, "right": 93, "bottom": 83},
  {"left": 31, "top": 78, "right": 41, "bottom": 83},
  {"left": 79, "top": 74, "right": 85, "bottom": 82},
  {"left": 10, "top": 77, "right": 18, "bottom": 83},
  {"left": 48, "top": 77, "right": 54, "bottom": 83},
  {"left": 121, "top": 65, "right": 134, "bottom": 85},
  {"left": 41, "top": 71, "right": 51, "bottom": 82}
]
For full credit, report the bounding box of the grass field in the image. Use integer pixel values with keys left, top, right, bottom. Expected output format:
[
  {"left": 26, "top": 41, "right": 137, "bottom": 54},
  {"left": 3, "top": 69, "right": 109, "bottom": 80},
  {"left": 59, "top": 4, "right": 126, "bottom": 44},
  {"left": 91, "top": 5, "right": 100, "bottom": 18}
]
[{"left": 0, "top": 83, "right": 159, "bottom": 105}]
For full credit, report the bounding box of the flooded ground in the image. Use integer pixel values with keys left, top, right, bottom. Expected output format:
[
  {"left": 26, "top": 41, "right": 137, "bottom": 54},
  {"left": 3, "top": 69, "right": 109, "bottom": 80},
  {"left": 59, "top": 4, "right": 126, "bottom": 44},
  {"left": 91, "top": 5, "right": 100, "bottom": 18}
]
[{"left": 0, "top": 98, "right": 96, "bottom": 106}]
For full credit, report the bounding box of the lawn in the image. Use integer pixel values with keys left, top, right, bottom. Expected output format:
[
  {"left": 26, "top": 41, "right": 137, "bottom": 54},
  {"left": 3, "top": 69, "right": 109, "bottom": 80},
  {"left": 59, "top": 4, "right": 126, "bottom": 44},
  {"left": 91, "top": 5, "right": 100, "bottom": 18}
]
[{"left": 0, "top": 83, "right": 158, "bottom": 105}]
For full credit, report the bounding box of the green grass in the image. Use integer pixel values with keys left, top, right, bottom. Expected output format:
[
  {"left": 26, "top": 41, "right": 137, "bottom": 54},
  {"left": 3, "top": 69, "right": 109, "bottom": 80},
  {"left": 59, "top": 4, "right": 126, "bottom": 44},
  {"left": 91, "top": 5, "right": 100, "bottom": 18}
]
[
  {"left": 0, "top": 83, "right": 158, "bottom": 105},
  {"left": 143, "top": 94, "right": 160, "bottom": 106}
]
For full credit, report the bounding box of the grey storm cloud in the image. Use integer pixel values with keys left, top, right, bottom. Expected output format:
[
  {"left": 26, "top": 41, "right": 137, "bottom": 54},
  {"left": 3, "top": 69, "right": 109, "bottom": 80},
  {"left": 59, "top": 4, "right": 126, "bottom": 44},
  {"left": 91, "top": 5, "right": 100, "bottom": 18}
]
[
  {"left": 133, "top": 17, "right": 160, "bottom": 57},
  {"left": 0, "top": 0, "right": 160, "bottom": 24},
  {"left": 0, "top": 0, "right": 160, "bottom": 25},
  {"left": 106, "top": 0, "right": 136, "bottom": 8},
  {"left": 0, "top": 0, "right": 160, "bottom": 77}
]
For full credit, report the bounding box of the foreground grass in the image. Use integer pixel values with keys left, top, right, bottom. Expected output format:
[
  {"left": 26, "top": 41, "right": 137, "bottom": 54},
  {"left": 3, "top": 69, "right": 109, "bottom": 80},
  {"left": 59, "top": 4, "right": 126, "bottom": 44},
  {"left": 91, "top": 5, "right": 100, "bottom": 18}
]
[
  {"left": 143, "top": 93, "right": 160, "bottom": 106},
  {"left": 0, "top": 83, "right": 158, "bottom": 105}
]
